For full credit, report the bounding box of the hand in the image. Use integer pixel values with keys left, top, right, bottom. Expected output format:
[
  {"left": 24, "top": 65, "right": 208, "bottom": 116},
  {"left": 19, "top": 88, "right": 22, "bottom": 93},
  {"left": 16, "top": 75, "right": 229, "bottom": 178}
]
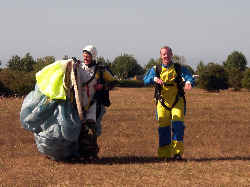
[
  {"left": 154, "top": 77, "right": 164, "bottom": 85},
  {"left": 184, "top": 82, "right": 192, "bottom": 91},
  {"left": 95, "top": 84, "right": 103, "bottom": 91}
]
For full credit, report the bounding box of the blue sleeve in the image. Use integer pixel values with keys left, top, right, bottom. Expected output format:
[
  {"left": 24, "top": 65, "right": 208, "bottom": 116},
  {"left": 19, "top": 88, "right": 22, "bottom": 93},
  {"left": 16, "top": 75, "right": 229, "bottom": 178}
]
[
  {"left": 143, "top": 67, "right": 156, "bottom": 85},
  {"left": 181, "top": 66, "right": 195, "bottom": 86}
]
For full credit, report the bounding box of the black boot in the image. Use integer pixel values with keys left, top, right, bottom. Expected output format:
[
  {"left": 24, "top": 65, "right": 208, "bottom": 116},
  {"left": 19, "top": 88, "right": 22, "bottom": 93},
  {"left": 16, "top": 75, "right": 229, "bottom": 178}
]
[{"left": 78, "top": 121, "right": 99, "bottom": 160}]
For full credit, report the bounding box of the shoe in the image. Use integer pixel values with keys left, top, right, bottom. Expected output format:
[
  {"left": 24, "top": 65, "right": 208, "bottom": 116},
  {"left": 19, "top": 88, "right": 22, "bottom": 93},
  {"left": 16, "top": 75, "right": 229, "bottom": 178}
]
[{"left": 173, "top": 154, "right": 182, "bottom": 161}]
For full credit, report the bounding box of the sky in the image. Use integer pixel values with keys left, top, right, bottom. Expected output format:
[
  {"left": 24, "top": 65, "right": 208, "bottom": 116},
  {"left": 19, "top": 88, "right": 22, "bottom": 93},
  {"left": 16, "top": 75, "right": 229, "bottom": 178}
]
[{"left": 0, "top": 0, "right": 250, "bottom": 69}]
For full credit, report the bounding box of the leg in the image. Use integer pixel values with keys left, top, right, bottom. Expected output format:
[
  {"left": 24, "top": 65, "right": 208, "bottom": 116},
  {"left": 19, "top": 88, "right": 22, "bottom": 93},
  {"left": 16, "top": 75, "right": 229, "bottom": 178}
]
[
  {"left": 96, "top": 104, "right": 106, "bottom": 137},
  {"left": 171, "top": 97, "right": 185, "bottom": 159},
  {"left": 78, "top": 120, "right": 99, "bottom": 159},
  {"left": 156, "top": 101, "right": 172, "bottom": 158},
  {"left": 79, "top": 104, "right": 99, "bottom": 159}
]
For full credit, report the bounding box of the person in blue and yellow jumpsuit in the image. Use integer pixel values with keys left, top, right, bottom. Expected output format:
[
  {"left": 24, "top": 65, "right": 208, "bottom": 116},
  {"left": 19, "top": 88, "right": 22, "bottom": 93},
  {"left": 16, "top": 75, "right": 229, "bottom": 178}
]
[{"left": 144, "top": 46, "right": 195, "bottom": 160}]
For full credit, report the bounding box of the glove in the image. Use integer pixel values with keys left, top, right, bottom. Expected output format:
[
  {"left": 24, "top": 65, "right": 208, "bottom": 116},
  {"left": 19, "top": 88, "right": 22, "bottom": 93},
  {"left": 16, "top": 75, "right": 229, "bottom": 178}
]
[
  {"left": 184, "top": 81, "right": 192, "bottom": 90},
  {"left": 154, "top": 77, "right": 164, "bottom": 85}
]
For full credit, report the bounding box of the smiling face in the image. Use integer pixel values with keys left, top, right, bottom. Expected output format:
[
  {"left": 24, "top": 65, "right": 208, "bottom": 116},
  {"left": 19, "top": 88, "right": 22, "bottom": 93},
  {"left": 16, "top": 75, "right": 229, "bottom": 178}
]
[
  {"left": 83, "top": 51, "right": 92, "bottom": 65},
  {"left": 160, "top": 47, "right": 173, "bottom": 66}
]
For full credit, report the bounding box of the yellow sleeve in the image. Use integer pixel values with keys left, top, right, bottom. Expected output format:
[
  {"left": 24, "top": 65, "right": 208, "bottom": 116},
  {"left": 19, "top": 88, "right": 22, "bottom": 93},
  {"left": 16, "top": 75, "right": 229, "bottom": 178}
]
[{"left": 103, "top": 70, "right": 115, "bottom": 82}]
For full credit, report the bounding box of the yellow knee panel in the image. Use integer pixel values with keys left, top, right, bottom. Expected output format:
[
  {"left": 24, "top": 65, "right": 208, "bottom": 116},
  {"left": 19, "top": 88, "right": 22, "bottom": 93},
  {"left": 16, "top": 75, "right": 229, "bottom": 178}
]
[
  {"left": 172, "top": 140, "right": 184, "bottom": 156},
  {"left": 157, "top": 98, "right": 185, "bottom": 127},
  {"left": 171, "top": 98, "right": 184, "bottom": 121},
  {"left": 157, "top": 102, "right": 171, "bottom": 127},
  {"left": 158, "top": 145, "right": 172, "bottom": 158}
]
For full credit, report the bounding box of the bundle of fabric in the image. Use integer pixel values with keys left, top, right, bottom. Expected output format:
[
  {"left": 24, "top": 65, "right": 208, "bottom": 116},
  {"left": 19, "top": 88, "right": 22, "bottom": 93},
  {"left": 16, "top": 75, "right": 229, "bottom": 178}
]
[{"left": 20, "top": 60, "right": 82, "bottom": 160}]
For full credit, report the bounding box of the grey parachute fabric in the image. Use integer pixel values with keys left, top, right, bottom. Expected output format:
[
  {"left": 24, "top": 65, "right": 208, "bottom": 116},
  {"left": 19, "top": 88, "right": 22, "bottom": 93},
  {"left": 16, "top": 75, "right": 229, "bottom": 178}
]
[{"left": 20, "top": 85, "right": 82, "bottom": 160}]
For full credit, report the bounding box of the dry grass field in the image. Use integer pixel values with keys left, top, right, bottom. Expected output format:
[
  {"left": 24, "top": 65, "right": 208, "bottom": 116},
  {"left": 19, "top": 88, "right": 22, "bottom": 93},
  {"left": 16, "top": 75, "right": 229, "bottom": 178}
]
[{"left": 0, "top": 87, "right": 249, "bottom": 186}]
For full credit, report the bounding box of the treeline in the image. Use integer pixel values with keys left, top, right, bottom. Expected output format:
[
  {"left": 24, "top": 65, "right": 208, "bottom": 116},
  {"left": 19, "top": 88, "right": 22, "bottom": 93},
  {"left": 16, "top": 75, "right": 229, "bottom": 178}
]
[
  {"left": 0, "top": 53, "right": 146, "bottom": 96},
  {"left": 143, "top": 51, "right": 250, "bottom": 92},
  {"left": 0, "top": 51, "right": 250, "bottom": 96},
  {"left": 196, "top": 51, "right": 250, "bottom": 91}
]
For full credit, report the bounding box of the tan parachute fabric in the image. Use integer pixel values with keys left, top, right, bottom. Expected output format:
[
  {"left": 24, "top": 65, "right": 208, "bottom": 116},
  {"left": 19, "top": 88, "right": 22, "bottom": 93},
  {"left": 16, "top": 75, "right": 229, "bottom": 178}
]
[{"left": 67, "top": 60, "right": 84, "bottom": 122}]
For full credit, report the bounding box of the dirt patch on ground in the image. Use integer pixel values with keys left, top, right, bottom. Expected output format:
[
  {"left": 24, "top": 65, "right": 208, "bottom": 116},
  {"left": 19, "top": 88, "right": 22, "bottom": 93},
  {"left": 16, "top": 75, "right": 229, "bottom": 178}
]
[{"left": 0, "top": 88, "right": 249, "bottom": 186}]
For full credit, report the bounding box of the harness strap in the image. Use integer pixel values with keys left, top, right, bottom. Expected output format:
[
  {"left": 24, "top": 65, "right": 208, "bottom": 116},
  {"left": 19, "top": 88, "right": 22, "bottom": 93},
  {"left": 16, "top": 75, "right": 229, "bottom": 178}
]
[
  {"left": 82, "top": 63, "right": 110, "bottom": 113},
  {"left": 83, "top": 99, "right": 96, "bottom": 114},
  {"left": 154, "top": 63, "right": 185, "bottom": 111},
  {"left": 82, "top": 66, "right": 98, "bottom": 87},
  {"left": 157, "top": 93, "right": 181, "bottom": 111}
]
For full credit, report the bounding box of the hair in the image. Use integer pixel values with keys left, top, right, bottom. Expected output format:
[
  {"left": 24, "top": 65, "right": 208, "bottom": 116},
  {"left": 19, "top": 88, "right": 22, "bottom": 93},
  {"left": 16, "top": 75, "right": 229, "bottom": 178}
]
[
  {"left": 83, "top": 50, "right": 92, "bottom": 57},
  {"left": 160, "top": 46, "right": 172, "bottom": 55}
]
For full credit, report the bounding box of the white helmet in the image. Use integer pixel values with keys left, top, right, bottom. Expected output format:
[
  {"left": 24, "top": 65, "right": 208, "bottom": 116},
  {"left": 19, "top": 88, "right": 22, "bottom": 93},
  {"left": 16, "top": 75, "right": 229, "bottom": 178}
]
[{"left": 82, "top": 45, "right": 97, "bottom": 60}]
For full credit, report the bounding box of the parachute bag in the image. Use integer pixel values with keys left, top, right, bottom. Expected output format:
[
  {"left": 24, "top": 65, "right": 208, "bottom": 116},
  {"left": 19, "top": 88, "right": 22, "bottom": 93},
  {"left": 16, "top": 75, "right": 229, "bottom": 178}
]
[{"left": 20, "top": 60, "right": 82, "bottom": 161}]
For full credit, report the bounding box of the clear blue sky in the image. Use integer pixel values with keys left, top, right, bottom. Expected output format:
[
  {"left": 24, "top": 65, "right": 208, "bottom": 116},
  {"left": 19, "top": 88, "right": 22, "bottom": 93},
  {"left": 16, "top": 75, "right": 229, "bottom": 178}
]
[{"left": 1, "top": 0, "right": 249, "bottom": 69}]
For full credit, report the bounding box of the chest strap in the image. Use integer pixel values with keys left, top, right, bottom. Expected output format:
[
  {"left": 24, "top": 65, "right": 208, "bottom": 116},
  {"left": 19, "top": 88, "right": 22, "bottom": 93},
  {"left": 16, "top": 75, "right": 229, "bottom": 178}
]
[{"left": 154, "top": 63, "right": 186, "bottom": 111}]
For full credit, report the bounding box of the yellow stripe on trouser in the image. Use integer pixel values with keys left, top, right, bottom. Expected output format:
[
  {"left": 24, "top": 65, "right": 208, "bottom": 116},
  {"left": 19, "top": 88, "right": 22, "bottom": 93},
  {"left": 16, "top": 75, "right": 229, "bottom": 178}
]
[{"left": 157, "top": 97, "right": 185, "bottom": 158}]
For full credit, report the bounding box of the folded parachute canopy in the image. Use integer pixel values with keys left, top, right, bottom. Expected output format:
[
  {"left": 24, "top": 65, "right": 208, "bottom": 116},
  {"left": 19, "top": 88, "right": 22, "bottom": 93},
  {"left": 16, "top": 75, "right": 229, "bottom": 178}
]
[{"left": 20, "top": 59, "right": 82, "bottom": 160}]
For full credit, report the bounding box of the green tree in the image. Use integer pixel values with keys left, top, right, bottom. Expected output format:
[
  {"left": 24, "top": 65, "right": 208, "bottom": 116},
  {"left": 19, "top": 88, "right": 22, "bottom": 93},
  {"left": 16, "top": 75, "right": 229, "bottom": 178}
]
[
  {"left": 199, "top": 63, "right": 228, "bottom": 91},
  {"left": 20, "top": 53, "right": 36, "bottom": 72},
  {"left": 195, "top": 61, "right": 206, "bottom": 85},
  {"left": 7, "top": 55, "right": 22, "bottom": 71},
  {"left": 241, "top": 68, "right": 250, "bottom": 90},
  {"left": 196, "top": 61, "right": 205, "bottom": 75},
  {"left": 172, "top": 55, "right": 186, "bottom": 65},
  {"left": 0, "top": 69, "right": 35, "bottom": 96},
  {"left": 33, "top": 56, "right": 55, "bottom": 72},
  {"left": 223, "top": 51, "right": 247, "bottom": 72},
  {"left": 227, "top": 67, "right": 243, "bottom": 91},
  {"left": 112, "top": 54, "right": 144, "bottom": 79},
  {"left": 144, "top": 58, "right": 160, "bottom": 72},
  {"left": 62, "top": 55, "right": 70, "bottom": 60},
  {"left": 223, "top": 51, "right": 247, "bottom": 90},
  {"left": 7, "top": 53, "right": 36, "bottom": 72},
  {"left": 172, "top": 55, "right": 194, "bottom": 74}
]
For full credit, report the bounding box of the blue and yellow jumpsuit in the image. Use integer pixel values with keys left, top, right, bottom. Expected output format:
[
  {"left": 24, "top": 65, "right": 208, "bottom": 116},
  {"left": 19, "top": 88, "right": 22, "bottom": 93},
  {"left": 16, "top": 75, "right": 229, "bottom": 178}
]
[{"left": 144, "top": 62, "right": 194, "bottom": 158}]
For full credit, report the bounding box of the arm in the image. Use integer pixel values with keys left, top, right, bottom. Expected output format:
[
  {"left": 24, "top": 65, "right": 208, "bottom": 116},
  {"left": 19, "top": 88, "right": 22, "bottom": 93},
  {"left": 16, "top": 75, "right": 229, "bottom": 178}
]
[
  {"left": 99, "top": 69, "right": 118, "bottom": 90},
  {"left": 181, "top": 66, "right": 195, "bottom": 90},
  {"left": 143, "top": 67, "right": 157, "bottom": 85},
  {"left": 103, "top": 70, "right": 115, "bottom": 82}
]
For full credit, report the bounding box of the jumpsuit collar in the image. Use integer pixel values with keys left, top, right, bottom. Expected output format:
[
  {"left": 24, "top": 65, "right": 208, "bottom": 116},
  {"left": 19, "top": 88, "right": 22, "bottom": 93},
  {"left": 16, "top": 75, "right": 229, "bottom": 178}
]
[{"left": 162, "top": 61, "right": 173, "bottom": 69}]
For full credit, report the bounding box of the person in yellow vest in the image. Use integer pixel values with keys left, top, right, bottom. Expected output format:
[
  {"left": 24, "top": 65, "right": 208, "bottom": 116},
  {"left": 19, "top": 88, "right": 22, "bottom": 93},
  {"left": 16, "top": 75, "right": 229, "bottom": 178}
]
[
  {"left": 76, "top": 45, "right": 116, "bottom": 159},
  {"left": 144, "top": 46, "right": 194, "bottom": 160}
]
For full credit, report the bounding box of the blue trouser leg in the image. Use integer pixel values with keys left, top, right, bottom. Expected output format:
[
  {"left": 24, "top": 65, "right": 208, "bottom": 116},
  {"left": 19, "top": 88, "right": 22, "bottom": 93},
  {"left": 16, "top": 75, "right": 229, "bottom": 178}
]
[
  {"left": 172, "top": 121, "right": 185, "bottom": 156},
  {"left": 172, "top": 121, "right": 185, "bottom": 141},
  {"left": 158, "top": 126, "right": 171, "bottom": 147},
  {"left": 158, "top": 126, "right": 172, "bottom": 158}
]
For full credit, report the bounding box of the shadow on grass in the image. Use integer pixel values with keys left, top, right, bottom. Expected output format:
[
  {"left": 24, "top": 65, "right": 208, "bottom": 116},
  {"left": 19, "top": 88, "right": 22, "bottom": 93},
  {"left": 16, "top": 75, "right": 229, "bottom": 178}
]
[
  {"left": 188, "top": 156, "right": 250, "bottom": 162},
  {"left": 63, "top": 155, "right": 250, "bottom": 165}
]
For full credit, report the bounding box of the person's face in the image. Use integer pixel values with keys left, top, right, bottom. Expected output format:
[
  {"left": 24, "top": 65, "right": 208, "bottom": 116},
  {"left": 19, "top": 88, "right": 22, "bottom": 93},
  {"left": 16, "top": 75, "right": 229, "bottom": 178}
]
[
  {"left": 83, "top": 52, "right": 92, "bottom": 65},
  {"left": 160, "top": 48, "right": 173, "bottom": 65}
]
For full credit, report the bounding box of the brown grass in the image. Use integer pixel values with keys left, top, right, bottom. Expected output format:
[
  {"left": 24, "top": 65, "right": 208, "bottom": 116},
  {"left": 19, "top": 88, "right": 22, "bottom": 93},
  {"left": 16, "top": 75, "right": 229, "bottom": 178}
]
[{"left": 0, "top": 88, "right": 249, "bottom": 186}]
